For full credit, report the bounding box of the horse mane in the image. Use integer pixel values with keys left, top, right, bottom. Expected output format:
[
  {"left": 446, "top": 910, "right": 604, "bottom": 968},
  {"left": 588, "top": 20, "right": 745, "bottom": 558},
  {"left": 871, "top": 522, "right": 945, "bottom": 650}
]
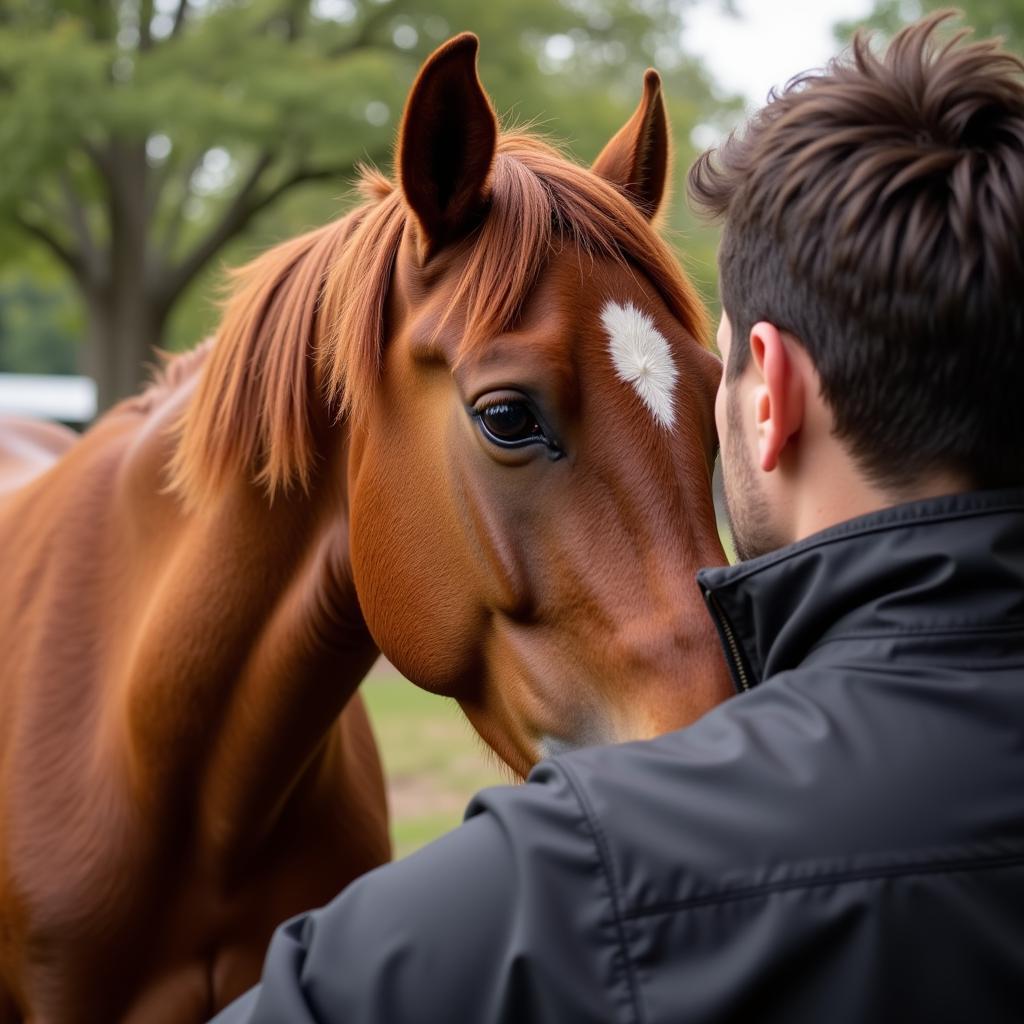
[{"left": 169, "top": 130, "right": 710, "bottom": 508}]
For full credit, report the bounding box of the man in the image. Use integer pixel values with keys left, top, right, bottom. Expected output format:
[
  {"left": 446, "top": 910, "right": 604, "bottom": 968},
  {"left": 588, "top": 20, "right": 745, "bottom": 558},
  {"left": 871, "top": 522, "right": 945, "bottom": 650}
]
[{"left": 213, "top": 13, "right": 1024, "bottom": 1022}]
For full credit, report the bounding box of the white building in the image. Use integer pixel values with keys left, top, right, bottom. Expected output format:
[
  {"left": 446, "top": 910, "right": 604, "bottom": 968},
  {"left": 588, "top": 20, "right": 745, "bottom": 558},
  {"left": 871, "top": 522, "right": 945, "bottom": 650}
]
[{"left": 0, "top": 374, "right": 96, "bottom": 428}]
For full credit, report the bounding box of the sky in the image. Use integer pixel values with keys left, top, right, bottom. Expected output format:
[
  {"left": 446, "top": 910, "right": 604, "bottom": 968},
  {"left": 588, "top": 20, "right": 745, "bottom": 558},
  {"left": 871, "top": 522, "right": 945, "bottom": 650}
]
[{"left": 684, "top": 0, "right": 878, "bottom": 109}]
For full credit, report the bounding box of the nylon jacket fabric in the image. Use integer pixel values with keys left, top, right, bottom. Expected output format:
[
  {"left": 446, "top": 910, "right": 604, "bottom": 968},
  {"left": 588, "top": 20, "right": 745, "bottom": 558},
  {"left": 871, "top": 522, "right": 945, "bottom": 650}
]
[{"left": 211, "top": 488, "right": 1024, "bottom": 1024}]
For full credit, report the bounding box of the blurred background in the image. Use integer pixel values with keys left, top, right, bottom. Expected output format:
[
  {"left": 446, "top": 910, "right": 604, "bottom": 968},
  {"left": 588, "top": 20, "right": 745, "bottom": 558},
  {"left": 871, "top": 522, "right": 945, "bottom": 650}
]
[{"left": 1, "top": 0, "right": 1018, "bottom": 854}]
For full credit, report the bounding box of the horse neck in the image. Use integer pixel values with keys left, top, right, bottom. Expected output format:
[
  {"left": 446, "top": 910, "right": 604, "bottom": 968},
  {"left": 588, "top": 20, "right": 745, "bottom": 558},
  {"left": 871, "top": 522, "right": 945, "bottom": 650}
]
[{"left": 106, "top": 365, "right": 378, "bottom": 858}]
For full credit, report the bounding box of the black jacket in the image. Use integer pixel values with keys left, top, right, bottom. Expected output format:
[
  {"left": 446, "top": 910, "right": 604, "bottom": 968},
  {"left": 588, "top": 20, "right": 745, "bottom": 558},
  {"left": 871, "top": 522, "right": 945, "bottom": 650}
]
[{"left": 212, "top": 489, "right": 1024, "bottom": 1023}]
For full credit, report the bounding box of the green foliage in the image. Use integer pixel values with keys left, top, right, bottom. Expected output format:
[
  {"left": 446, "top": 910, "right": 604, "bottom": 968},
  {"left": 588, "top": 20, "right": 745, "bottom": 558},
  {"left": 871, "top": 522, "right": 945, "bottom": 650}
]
[
  {"left": 0, "top": 270, "right": 83, "bottom": 374},
  {"left": 0, "top": 1, "right": 738, "bottom": 383},
  {"left": 836, "top": 0, "right": 1024, "bottom": 53},
  {"left": 361, "top": 669, "right": 507, "bottom": 858}
]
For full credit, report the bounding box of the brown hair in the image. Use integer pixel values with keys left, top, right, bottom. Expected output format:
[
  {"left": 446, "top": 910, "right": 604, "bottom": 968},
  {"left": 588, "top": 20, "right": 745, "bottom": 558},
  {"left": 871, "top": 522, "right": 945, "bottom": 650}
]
[{"left": 689, "top": 10, "right": 1024, "bottom": 489}]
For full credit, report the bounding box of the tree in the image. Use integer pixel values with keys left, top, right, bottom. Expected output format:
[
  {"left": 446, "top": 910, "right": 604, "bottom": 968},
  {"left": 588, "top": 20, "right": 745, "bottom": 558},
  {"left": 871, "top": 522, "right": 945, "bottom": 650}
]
[
  {"left": 0, "top": 271, "right": 82, "bottom": 377},
  {"left": 836, "top": 0, "right": 1024, "bottom": 53},
  {"left": 0, "top": 0, "right": 736, "bottom": 410}
]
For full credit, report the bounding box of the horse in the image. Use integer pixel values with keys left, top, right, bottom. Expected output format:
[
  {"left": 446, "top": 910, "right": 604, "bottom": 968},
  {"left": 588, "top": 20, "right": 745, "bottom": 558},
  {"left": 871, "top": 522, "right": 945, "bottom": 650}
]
[{"left": 0, "top": 34, "right": 731, "bottom": 1023}]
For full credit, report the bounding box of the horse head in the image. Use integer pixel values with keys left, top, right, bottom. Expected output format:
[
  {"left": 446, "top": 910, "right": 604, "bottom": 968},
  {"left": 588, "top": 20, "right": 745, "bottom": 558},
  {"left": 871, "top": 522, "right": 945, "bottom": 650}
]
[
  {"left": 340, "top": 37, "right": 731, "bottom": 773},
  {"left": 174, "top": 36, "right": 732, "bottom": 778}
]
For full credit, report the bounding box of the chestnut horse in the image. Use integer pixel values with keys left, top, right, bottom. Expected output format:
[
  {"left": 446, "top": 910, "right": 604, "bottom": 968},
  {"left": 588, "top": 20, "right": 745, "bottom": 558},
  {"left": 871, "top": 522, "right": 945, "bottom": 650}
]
[{"left": 0, "top": 35, "right": 730, "bottom": 1024}]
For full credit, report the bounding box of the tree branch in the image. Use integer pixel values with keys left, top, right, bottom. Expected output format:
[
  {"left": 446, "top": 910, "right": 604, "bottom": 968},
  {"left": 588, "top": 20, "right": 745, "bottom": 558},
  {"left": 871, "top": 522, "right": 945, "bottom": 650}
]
[
  {"left": 160, "top": 149, "right": 279, "bottom": 302},
  {"left": 158, "top": 151, "right": 206, "bottom": 263},
  {"left": 171, "top": 0, "right": 189, "bottom": 38},
  {"left": 87, "top": 0, "right": 114, "bottom": 41},
  {"left": 28, "top": 188, "right": 66, "bottom": 227},
  {"left": 284, "top": 0, "right": 306, "bottom": 42},
  {"left": 13, "top": 212, "right": 84, "bottom": 279},
  {"left": 61, "top": 170, "right": 102, "bottom": 275},
  {"left": 139, "top": 0, "right": 154, "bottom": 51},
  {"left": 161, "top": 160, "right": 352, "bottom": 306},
  {"left": 242, "top": 165, "right": 339, "bottom": 220},
  {"left": 82, "top": 138, "right": 115, "bottom": 184}
]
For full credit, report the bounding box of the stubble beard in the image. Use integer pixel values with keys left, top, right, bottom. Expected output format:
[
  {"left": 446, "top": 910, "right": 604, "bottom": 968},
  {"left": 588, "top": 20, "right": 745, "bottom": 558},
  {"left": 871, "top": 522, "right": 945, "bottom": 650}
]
[{"left": 722, "top": 390, "right": 785, "bottom": 562}]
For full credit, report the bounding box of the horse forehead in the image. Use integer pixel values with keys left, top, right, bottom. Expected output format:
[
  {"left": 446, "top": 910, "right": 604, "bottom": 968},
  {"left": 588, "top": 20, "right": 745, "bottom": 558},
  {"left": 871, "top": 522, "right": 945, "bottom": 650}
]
[{"left": 598, "top": 299, "right": 679, "bottom": 430}]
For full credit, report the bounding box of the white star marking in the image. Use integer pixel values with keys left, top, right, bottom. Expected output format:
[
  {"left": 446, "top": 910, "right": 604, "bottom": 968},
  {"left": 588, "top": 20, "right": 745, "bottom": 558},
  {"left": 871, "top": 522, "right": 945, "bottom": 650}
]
[{"left": 601, "top": 300, "right": 678, "bottom": 429}]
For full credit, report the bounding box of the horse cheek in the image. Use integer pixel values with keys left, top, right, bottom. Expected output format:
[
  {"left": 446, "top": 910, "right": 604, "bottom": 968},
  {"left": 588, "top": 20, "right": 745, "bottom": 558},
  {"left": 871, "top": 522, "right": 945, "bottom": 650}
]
[{"left": 348, "top": 448, "right": 485, "bottom": 698}]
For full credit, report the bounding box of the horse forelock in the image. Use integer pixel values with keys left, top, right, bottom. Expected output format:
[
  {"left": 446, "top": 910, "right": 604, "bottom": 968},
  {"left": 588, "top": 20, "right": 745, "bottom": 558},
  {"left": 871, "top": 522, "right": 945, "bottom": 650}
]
[
  {"left": 324, "top": 133, "right": 710, "bottom": 416},
  {"left": 170, "top": 129, "right": 710, "bottom": 509}
]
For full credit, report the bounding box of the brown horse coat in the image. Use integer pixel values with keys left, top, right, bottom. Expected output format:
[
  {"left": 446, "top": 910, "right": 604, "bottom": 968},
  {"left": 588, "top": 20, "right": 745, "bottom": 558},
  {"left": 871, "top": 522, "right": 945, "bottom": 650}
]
[{"left": 0, "top": 35, "right": 730, "bottom": 1022}]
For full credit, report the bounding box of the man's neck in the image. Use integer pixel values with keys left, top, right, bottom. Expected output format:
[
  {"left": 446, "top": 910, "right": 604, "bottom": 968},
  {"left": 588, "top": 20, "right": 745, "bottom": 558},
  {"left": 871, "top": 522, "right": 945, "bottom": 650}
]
[{"left": 790, "top": 455, "right": 972, "bottom": 544}]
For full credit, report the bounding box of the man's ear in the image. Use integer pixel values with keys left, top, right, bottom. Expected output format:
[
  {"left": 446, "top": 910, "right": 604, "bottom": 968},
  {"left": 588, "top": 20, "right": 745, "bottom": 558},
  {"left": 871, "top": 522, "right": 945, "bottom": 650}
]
[
  {"left": 591, "top": 69, "right": 670, "bottom": 220},
  {"left": 749, "top": 322, "right": 805, "bottom": 473},
  {"left": 397, "top": 33, "right": 498, "bottom": 261}
]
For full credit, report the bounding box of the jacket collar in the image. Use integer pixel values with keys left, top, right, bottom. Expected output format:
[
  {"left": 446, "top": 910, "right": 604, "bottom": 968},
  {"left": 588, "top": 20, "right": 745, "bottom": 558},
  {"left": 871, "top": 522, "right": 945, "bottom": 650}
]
[{"left": 697, "top": 488, "right": 1024, "bottom": 694}]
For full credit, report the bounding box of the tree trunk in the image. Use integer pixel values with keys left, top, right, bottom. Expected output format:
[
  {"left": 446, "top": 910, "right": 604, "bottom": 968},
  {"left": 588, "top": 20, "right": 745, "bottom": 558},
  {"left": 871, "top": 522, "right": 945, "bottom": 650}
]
[
  {"left": 85, "top": 137, "right": 167, "bottom": 414},
  {"left": 85, "top": 289, "right": 168, "bottom": 413}
]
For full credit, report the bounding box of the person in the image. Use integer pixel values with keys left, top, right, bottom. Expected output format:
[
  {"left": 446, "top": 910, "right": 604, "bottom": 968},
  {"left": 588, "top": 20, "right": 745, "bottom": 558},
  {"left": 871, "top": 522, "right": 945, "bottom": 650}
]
[{"left": 211, "top": 12, "right": 1024, "bottom": 1022}]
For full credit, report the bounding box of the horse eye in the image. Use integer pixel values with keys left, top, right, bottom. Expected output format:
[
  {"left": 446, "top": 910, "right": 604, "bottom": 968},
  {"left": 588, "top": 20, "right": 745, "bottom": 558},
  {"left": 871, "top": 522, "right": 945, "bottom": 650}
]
[{"left": 475, "top": 400, "right": 550, "bottom": 449}]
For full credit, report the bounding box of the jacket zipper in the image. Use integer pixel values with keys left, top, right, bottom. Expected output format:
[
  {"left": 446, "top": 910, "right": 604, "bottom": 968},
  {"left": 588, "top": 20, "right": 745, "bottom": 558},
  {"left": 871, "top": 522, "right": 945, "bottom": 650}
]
[{"left": 704, "top": 589, "right": 752, "bottom": 693}]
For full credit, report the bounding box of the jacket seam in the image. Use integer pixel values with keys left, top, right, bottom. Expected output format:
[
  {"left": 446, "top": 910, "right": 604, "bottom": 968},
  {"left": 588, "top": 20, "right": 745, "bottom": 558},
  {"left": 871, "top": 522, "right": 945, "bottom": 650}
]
[
  {"left": 806, "top": 622, "right": 1024, "bottom": 653},
  {"left": 817, "top": 622, "right": 1024, "bottom": 639},
  {"left": 557, "top": 759, "right": 645, "bottom": 1024},
  {"left": 621, "top": 850, "right": 1024, "bottom": 922}
]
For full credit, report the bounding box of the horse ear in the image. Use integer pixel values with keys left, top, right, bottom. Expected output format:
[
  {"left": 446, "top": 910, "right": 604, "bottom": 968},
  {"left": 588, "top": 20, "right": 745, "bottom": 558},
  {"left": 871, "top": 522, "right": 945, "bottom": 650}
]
[
  {"left": 592, "top": 69, "right": 670, "bottom": 220},
  {"left": 398, "top": 33, "right": 498, "bottom": 260}
]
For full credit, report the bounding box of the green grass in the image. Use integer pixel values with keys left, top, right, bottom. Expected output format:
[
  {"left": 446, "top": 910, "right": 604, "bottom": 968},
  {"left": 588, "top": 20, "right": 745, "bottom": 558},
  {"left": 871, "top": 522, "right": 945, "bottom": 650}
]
[{"left": 361, "top": 669, "right": 508, "bottom": 859}]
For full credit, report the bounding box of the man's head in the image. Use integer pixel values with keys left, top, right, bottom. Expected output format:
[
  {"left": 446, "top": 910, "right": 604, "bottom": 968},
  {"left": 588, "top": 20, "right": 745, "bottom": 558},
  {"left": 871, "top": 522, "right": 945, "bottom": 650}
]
[{"left": 689, "top": 12, "right": 1024, "bottom": 560}]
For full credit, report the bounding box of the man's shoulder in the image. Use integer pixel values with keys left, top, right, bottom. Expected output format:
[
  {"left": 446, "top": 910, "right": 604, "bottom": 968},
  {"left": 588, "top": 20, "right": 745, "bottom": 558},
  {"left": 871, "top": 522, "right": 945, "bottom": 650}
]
[{"left": 545, "top": 662, "right": 1024, "bottom": 920}]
